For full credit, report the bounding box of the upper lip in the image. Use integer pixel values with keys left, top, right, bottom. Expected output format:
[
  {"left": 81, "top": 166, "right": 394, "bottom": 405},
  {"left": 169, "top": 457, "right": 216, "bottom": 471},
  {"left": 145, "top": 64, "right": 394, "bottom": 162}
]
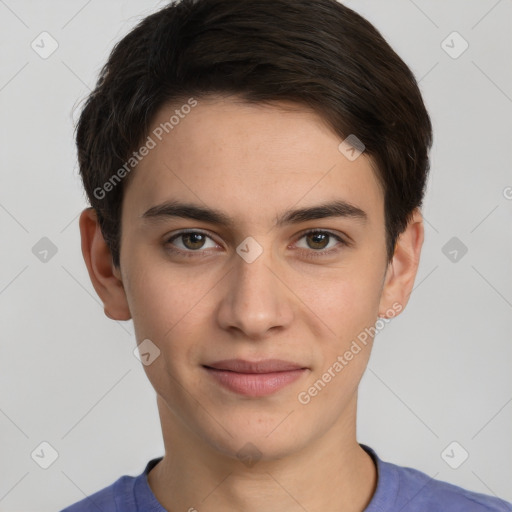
[{"left": 203, "top": 359, "right": 306, "bottom": 373}]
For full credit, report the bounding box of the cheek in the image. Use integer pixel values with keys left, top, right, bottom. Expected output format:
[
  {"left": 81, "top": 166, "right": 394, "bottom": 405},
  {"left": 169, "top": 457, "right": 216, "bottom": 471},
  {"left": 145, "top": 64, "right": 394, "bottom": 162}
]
[
  {"left": 295, "top": 274, "right": 381, "bottom": 412},
  {"left": 298, "top": 262, "right": 383, "bottom": 342},
  {"left": 125, "top": 264, "right": 201, "bottom": 396},
  {"left": 124, "top": 248, "right": 199, "bottom": 335},
  {"left": 124, "top": 254, "right": 220, "bottom": 373}
]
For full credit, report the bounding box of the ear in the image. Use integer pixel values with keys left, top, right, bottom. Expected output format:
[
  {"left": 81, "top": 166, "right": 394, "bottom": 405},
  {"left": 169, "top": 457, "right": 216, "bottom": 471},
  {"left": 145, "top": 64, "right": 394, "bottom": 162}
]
[
  {"left": 79, "top": 207, "right": 132, "bottom": 321},
  {"left": 378, "top": 208, "right": 424, "bottom": 318}
]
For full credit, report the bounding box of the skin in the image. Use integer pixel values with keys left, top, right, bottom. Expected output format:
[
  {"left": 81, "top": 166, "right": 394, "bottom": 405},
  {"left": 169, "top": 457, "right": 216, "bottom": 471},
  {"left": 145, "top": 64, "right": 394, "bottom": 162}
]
[{"left": 79, "top": 95, "right": 424, "bottom": 512}]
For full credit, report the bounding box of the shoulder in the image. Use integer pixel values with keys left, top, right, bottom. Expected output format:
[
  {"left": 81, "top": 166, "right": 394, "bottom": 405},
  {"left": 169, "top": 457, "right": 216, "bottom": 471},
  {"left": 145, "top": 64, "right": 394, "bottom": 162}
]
[
  {"left": 362, "top": 445, "right": 512, "bottom": 512},
  {"left": 59, "top": 475, "right": 134, "bottom": 512},
  {"left": 387, "top": 459, "right": 511, "bottom": 511}
]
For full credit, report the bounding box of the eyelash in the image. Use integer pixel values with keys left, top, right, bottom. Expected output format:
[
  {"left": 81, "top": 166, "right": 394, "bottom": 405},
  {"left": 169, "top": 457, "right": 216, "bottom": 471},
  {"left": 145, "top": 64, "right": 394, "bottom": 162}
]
[{"left": 164, "top": 229, "right": 348, "bottom": 260}]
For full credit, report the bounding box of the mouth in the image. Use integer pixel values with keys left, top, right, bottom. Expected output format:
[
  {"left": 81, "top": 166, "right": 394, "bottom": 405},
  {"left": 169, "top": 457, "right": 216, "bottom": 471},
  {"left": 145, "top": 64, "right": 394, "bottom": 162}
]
[{"left": 202, "top": 359, "right": 308, "bottom": 397}]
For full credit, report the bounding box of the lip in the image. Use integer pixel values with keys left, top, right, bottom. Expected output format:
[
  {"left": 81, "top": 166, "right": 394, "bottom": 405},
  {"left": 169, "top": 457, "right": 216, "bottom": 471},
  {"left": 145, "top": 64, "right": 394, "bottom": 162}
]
[
  {"left": 203, "top": 359, "right": 308, "bottom": 397},
  {"left": 205, "top": 358, "right": 306, "bottom": 373}
]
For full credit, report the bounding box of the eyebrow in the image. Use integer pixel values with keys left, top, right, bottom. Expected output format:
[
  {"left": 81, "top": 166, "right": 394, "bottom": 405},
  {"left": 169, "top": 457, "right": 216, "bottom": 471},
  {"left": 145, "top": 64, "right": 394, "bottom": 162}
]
[{"left": 141, "top": 199, "right": 367, "bottom": 228}]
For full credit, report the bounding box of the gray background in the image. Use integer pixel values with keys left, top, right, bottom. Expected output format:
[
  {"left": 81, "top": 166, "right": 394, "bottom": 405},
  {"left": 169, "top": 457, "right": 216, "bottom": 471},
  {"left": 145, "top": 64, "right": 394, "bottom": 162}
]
[{"left": 0, "top": 0, "right": 511, "bottom": 510}]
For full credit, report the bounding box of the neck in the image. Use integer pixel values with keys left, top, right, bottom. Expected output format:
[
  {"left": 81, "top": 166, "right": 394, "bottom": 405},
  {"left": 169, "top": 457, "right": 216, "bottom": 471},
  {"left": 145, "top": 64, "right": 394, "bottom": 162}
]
[{"left": 148, "top": 395, "right": 377, "bottom": 512}]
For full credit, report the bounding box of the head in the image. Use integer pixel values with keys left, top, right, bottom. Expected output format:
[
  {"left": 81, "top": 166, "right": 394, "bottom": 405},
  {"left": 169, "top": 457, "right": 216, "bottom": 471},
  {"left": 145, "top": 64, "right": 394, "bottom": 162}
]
[{"left": 78, "top": 0, "right": 431, "bottom": 463}]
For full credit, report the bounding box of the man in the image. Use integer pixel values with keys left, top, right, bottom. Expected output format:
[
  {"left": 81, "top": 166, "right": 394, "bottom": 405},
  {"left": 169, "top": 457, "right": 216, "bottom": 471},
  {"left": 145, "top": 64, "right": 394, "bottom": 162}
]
[{"left": 62, "top": 0, "right": 512, "bottom": 510}]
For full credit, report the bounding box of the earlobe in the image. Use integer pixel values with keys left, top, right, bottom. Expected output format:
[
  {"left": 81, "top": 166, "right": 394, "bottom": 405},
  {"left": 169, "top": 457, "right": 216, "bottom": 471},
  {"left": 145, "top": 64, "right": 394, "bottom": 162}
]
[
  {"left": 79, "top": 208, "right": 132, "bottom": 321},
  {"left": 378, "top": 208, "right": 424, "bottom": 318}
]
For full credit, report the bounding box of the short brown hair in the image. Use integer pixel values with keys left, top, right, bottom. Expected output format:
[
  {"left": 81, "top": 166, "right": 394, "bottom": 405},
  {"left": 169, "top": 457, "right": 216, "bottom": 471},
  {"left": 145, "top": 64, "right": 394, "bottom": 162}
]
[{"left": 76, "top": 0, "right": 433, "bottom": 268}]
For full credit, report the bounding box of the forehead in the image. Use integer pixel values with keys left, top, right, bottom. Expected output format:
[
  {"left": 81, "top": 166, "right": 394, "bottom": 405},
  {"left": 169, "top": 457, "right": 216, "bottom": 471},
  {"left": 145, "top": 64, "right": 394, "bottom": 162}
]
[{"left": 122, "top": 97, "right": 384, "bottom": 228}]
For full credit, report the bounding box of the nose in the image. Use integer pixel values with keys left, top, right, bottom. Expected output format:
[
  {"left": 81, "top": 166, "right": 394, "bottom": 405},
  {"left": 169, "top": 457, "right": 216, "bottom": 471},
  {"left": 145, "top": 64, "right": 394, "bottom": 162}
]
[{"left": 216, "top": 243, "right": 294, "bottom": 340}]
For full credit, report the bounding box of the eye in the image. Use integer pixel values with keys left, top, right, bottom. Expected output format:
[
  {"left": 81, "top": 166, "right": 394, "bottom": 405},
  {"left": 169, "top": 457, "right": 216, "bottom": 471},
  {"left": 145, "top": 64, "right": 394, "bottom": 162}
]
[
  {"left": 165, "top": 230, "right": 219, "bottom": 257},
  {"left": 293, "top": 229, "right": 347, "bottom": 259},
  {"left": 164, "top": 229, "right": 348, "bottom": 259}
]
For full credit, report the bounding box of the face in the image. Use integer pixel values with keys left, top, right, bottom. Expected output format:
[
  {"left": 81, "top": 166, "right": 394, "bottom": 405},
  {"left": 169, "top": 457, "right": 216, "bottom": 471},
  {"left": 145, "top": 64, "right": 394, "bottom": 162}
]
[{"left": 86, "top": 96, "right": 422, "bottom": 462}]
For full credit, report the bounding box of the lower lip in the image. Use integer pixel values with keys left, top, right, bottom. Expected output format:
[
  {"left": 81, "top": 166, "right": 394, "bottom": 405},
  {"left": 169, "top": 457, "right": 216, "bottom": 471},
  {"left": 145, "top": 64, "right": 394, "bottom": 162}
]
[{"left": 204, "top": 367, "right": 306, "bottom": 397}]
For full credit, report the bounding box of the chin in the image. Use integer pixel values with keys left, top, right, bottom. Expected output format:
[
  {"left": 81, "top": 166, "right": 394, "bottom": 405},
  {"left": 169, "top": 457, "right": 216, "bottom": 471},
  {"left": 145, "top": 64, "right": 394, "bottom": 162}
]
[{"left": 191, "top": 410, "right": 312, "bottom": 463}]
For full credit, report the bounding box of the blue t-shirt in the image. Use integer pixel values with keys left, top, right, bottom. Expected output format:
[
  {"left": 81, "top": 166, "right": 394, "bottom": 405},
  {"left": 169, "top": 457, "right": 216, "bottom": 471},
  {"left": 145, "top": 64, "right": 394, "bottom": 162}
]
[{"left": 60, "top": 444, "right": 512, "bottom": 511}]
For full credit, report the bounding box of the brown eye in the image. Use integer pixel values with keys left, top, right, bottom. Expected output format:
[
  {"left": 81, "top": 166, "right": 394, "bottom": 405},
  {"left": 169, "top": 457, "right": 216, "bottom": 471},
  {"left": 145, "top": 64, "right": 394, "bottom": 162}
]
[
  {"left": 305, "top": 232, "right": 330, "bottom": 250},
  {"left": 165, "top": 230, "right": 218, "bottom": 255},
  {"left": 294, "top": 229, "right": 347, "bottom": 260},
  {"left": 181, "top": 232, "right": 207, "bottom": 250}
]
